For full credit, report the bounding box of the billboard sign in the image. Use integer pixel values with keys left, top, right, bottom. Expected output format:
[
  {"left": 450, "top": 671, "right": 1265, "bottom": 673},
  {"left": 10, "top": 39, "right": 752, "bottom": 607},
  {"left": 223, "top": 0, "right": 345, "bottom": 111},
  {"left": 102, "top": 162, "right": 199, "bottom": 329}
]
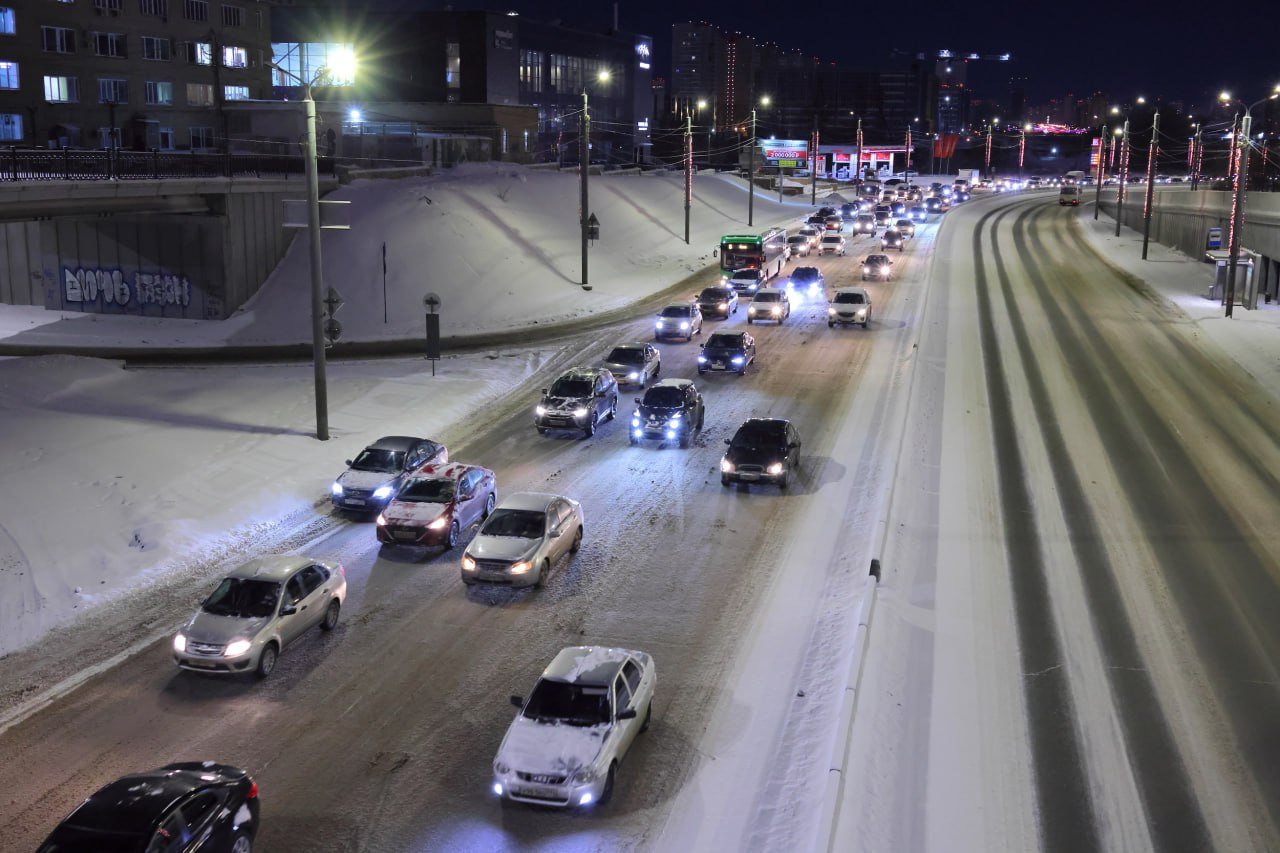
[{"left": 761, "top": 139, "right": 808, "bottom": 167}]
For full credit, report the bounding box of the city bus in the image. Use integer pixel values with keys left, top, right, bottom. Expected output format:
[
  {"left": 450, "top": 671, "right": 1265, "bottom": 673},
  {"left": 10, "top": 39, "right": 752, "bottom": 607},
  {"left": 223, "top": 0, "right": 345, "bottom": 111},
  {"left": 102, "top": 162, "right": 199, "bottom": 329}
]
[{"left": 718, "top": 229, "right": 788, "bottom": 281}]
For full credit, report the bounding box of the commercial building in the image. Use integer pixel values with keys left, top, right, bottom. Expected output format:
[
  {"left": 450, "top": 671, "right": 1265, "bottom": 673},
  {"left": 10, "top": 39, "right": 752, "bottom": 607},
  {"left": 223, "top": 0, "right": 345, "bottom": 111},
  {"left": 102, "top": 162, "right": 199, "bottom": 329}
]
[{"left": 0, "top": 0, "right": 274, "bottom": 150}]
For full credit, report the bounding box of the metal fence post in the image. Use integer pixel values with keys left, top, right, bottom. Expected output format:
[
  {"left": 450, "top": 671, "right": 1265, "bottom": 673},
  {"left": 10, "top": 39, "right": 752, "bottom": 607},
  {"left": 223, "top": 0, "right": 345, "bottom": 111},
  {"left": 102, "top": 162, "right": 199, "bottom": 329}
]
[
  {"left": 152, "top": 148, "right": 159, "bottom": 179},
  {"left": 9, "top": 146, "right": 17, "bottom": 181},
  {"left": 62, "top": 145, "right": 69, "bottom": 180}
]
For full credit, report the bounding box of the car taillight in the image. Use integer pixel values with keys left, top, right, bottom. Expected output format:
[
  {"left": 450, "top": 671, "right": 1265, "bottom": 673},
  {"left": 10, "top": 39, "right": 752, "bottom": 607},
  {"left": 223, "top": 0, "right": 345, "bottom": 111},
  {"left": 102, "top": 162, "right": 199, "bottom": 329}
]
[
  {"left": 338, "top": 564, "right": 345, "bottom": 577},
  {"left": 246, "top": 780, "right": 258, "bottom": 799}
]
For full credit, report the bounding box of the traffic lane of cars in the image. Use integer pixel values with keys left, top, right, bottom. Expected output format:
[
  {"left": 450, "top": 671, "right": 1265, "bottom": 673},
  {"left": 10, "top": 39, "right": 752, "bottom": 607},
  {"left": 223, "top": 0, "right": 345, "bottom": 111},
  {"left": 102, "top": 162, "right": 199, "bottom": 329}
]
[{"left": 0, "top": 231, "right": 922, "bottom": 850}]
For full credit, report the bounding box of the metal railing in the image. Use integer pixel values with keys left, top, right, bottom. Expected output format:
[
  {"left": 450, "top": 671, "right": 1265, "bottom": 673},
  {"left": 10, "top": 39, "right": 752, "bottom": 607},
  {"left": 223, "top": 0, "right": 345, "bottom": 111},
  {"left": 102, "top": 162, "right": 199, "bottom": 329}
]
[{"left": 1, "top": 147, "right": 337, "bottom": 181}]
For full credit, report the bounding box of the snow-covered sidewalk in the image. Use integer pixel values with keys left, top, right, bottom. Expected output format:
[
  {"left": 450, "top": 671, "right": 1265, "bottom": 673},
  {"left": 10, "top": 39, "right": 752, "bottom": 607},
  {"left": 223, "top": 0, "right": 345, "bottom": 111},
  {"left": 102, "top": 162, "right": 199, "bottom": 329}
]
[{"left": 1076, "top": 206, "right": 1280, "bottom": 401}]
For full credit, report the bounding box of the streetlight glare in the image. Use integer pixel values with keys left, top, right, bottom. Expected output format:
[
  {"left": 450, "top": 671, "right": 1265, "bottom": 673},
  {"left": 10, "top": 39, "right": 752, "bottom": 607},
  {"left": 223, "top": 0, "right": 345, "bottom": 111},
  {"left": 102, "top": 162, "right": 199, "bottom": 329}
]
[
  {"left": 349, "top": 109, "right": 361, "bottom": 122},
  {"left": 1110, "top": 106, "right": 1120, "bottom": 114},
  {"left": 1136, "top": 96, "right": 1146, "bottom": 104},
  {"left": 697, "top": 99, "right": 707, "bottom": 109},
  {"left": 760, "top": 95, "right": 771, "bottom": 106},
  {"left": 328, "top": 47, "right": 356, "bottom": 82},
  {"left": 1219, "top": 91, "right": 1231, "bottom": 102},
  {"left": 1024, "top": 122, "right": 1032, "bottom": 130},
  {"left": 598, "top": 70, "right": 610, "bottom": 82}
]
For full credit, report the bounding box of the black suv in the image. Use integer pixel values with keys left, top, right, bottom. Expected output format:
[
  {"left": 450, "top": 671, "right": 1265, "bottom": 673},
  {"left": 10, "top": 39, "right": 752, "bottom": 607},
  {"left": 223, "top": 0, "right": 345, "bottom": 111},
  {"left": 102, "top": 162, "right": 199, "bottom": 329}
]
[
  {"left": 721, "top": 418, "right": 803, "bottom": 489},
  {"left": 787, "top": 265, "right": 825, "bottom": 296},
  {"left": 881, "top": 229, "right": 904, "bottom": 251},
  {"left": 696, "top": 284, "right": 739, "bottom": 318},
  {"left": 630, "top": 378, "right": 705, "bottom": 448},
  {"left": 699, "top": 330, "right": 756, "bottom": 375},
  {"left": 861, "top": 254, "right": 894, "bottom": 281},
  {"left": 535, "top": 367, "right": 619, "bottom": 437}
]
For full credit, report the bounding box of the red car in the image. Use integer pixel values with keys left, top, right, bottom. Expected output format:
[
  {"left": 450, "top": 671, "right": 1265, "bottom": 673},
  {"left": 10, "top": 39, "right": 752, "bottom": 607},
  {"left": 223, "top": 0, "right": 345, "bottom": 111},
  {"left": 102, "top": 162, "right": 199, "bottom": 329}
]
[{"left": 376, "top": 462, "right": 497, "bottom": 550}]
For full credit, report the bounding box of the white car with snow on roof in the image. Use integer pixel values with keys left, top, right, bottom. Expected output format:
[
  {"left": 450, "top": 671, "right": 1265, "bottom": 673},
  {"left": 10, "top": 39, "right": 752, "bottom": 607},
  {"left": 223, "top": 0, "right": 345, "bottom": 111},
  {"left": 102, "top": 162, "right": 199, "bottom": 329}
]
[{"left": 493, "top": 646, "right": 656, "bottom": 807}]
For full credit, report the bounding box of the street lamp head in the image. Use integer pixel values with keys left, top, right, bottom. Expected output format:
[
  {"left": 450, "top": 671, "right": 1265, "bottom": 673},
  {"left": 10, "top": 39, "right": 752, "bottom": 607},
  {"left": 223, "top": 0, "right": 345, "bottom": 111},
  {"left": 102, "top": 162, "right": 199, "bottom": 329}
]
[
  {"left": 760, "top": 95, "right": 771, "bottom": 106},
  {"left": 1113, "top": 127, "right": 1124, "bottom": 136},
  {"left": 327, "top": 47, "right": 357, "bottom": 83},
  {"left": 1023, "top": 122, "right": 1032, "bottom": 131},
  {"left": 1110, "top": 106, "right": 1120, "bottom": 115},
  {"left": 1136, "top": 96, "right": 1146, "bottom": 105},
  {"left": 598, "top": 70, "right": 610, "bottom": 83},
  {"left": 1219, "top": 91, "right": 1231, "bottom": 102},
  {"left": 697, "top": 98, "right": 707, "bottom": 110}
]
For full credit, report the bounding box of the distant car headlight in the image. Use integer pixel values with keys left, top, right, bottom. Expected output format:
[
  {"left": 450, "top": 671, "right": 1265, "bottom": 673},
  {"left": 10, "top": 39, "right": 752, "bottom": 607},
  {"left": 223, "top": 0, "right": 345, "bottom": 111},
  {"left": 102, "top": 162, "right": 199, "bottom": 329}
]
[
  {"left": 731, "top": 355, "right": 745, "bottom": 364},
  {"left": 863, "top": 266, "right": 870, "bottom": 273},
  {"left": 223, "top": 639, "right": 252, "bottom": 658},
  {"left": 427, "top": 515, "right": 450, "bottom": 530},
  {"left": 632, "top": 416, "right": 641, "bottom": 426},
  {"left": 331, "top": 482, "right": 343, "bottom": 495},
  {"left": 655, "top": 321, "right": 664, "bottom": 329},
  {"left": 627, "top": 371, "right": 640, "bottom": 381},
  {"left": 720, "top": 458, "right": 734, "bottom": 473},
  {"left": 679, "top": 321, "right": 690, "bottom": 330},
  {"left": 767, "top": 462, "right": 784, "bottom": 475},
  {"left": 373, "top": 485, "right": 394, "bottom": 500},
  {"left": 173, "top": 633, "right": 187, "bottom": 653},
  {"left": 697, "top": 355, "right": 708, "bottom": 363},
  {"left": 375, "top": 513, "right": 388, "bottom": 526},
  {"left": 668, "top": 419, "right": 681, "bottom": 429},
  {"left": 462, "top": 555, "right": 476, "bottom": 571},
  {"left": 572, "top": 407, "right": 589, "bottom": 418},
  {"left": 828, "top": 307, "right": 836, "bottom": 315},
  {"left": 535, "top": 404, "right": 547, "bottom": 416},
  {"left": 510, "top": 560, "right": 532, "bottom": 575}
]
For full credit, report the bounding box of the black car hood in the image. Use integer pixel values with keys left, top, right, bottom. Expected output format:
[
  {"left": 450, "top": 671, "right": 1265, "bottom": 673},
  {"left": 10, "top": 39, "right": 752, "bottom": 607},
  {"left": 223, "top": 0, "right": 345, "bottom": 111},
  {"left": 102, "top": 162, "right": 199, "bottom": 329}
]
[{"left": 702, "top": 346, "right": 745, "bottom": 358}]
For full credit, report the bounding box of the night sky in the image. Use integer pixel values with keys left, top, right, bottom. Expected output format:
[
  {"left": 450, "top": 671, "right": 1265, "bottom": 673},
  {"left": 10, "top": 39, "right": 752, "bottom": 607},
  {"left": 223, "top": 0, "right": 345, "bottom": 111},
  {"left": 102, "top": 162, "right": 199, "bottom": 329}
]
[{"left": 429, "top": 0, "right": 1276, "bottom": 113}]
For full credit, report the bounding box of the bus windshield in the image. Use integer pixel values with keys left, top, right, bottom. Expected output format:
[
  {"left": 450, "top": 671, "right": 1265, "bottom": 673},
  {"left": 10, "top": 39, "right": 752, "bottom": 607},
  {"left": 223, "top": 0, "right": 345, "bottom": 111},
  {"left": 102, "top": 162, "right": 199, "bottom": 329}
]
[{"left": 721, "top": 244, "right": 763, "bottom": 272}]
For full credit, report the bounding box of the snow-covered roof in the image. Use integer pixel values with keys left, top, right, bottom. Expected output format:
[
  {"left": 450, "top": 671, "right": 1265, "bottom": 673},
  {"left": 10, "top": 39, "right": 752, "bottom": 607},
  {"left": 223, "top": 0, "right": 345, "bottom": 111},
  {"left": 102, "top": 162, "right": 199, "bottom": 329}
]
[
  {"left": 542, "top": 646, "right": 638, "bottom": 686},
  {"left": 227, "top": 555, "right": 311, "bottom": 582}
]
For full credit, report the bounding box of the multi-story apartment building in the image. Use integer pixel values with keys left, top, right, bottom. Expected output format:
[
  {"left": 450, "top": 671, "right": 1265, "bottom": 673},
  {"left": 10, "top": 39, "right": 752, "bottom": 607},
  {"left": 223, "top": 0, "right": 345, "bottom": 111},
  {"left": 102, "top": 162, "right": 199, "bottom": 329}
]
[{"left": 0, "top": 0, "right": 273, "bottom": 150}]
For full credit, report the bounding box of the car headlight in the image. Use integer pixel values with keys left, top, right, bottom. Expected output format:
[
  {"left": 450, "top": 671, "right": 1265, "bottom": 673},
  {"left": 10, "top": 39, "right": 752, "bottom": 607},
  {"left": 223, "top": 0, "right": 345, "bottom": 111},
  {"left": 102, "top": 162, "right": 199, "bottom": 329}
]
[
  {"left": 748, "top": 306, "right": 756, "bottom": 314},
  {"left": 828, "top": 307, "right": 837, "bottom": 315},
  {"left": 628, "top": 371, "right": 639, "bottom": 381},
  {"left": 720, "top": 458, "right": 733, "bottom": 473},
  {"left": 771, "top": 306, "right": 781, "bottom": 316},
  {"left": 427, "top": 515, "right": 450, "bottom": 530},
  {"left": 572, "top": 406, "right": 589, "bottom": 418},
  {"left": 668, "top": 419, "right": 681, "bottom": 429},
  {"left": 767, "top": 462, "right": 784, "bottom": 475},
  {"left": 462, "top": 555, "right": 476, "bottom": 571},
  {"left": 719, "top": 301, "right": 728, "bottom": 308},
  {"left": 375, "top": 513, "right": 388, "bottom": 526},
  {"left": 331, "top": 482, "right": 344, "bottom": 496},
  {"left": 373, "top": 485, "right": 394, "bottom": 500},
  {"left": 731, "top": 355, "right": 744, "bottom": 364},
  {"left": 656, "top": 321, "right": 664, "bottom": 328},
  {"left": 679, "top": 321, "right": 690, "bottom": 330},
  {"left": 510, "top": 560, "right": 532, "bottom": 575},
  {"left": 535, "top": 404, "right": 547, "bottom": 416},
  {"left": 697, "top": 355, "right": 707, "bottom": 363},
  {"left": 173, "top": 633, "right": 186, "bottom": 653},
  {"left": 570, "top": 767, "right": 597, "bottom": 783},
  {"left": 494, "top": 761, "right": 511, "bottom": 775},
  {"left": 631, "top": 416, "right": 641, "bottom": 427},
  {"left": 223, "top": 639, "right": 253, "bottom": 658},
  {"left": 857, "top": 309, "right": 867, "bottom": 318}
]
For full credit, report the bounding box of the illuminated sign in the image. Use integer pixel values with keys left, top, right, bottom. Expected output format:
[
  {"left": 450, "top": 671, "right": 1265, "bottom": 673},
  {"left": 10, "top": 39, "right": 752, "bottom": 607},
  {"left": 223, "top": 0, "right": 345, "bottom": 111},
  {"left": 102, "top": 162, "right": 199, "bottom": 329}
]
[{"left": 761, "top": 139, "right": 808, "bottom": 161}]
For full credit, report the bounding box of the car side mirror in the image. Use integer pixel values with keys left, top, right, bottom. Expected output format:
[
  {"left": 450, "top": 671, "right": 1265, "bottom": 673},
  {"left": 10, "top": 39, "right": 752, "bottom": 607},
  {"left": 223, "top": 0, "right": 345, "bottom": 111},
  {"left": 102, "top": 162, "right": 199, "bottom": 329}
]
[
  {"left": 616, "top": 708, "right": 638, "bottom": 721},
  {"left": 548, "top": 526, "right": 562, "bottom": 538},
  {"left": 280, "top": 603, "right": 297, "bottom": 617},
  {"left": 634, "top": 397, "right": 642, "bottom": 404},
  {"left": 712, "top": 248, "right": 719, "bottom": 257},
  {"left": 344, "top": 459, "right": 352, "bottom": 466},
  {"left": 724, "top": 438, "right": 732, "bottom": 445},
  {"left": 510, "top": 695, "right": 524, "bottom": 709}
]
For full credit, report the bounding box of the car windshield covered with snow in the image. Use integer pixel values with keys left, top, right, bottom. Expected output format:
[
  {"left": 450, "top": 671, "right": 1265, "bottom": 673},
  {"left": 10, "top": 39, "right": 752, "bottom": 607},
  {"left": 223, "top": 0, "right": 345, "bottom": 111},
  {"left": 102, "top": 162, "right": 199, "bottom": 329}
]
[
  {"left": 522, "top": 679, "right": 611, "bottom": 726},
  {"left": 201, "top": 577, "right": 280, "bottom": 619},
  {"left": 834, "top": 291, "right": 868, "bottom": 305},
  {"left": 480, "top": 508, "right": 545, "bottom": 538},
  {"left": 660, "top": 305, "right": 694, "bottom": 319},
  {"left": 397, "top": 478, "right": 454, "bottom": 503},
  {"left": 606, "top": 346, "right": 645, "bottom": 365},
  {"left": 641, "top": 385, "right": 685, "bottom": 408},
  {"left": 350, "top": 449, "right": 404, "bottom": 473},
  {"left": 548, "top": 377, "right": 592, "bottom": 398}
]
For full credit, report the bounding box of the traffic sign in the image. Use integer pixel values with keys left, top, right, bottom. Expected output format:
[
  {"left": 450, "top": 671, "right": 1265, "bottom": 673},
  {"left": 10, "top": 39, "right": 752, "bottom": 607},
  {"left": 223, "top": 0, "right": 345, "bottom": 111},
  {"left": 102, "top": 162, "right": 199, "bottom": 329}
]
[
  {"left": 324, "top": 286, "right": 345, "bottom": 316},
  {"left": 323, "top": 317, "right": 342, "bottom": 344},
  {"left": 423, "top": 292, "right": 442, "bottom": 313}
]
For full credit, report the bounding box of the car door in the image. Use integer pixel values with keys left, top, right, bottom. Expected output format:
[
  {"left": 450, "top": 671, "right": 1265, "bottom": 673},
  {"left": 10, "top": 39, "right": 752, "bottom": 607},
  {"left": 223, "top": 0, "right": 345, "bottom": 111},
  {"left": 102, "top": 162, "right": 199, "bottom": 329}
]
[
  {"left": 612, "top": 673, "right": 641, "bottom": 759},
  {"left": 457, "top": 470, "right": 479, "bottom": 528},
  {"left": 279, "top": 571, "right": 310, "bottom": 644},
  {"left": 592, "top": 374, "right": 608, "bottom": 420},
  {"left": 178, "top": 790, "right": 225, "bottom": 852},
  {"left": 300, "top": 565, "right": 331, "bottom": 629},
  {"left": 645, "top": 345, "right": 658, "bottom": 379},
  {"left": 145, "top": 808, "right": 189, "bottom": 853},
  {"left": 554, "top": 500, "right": 577, "bottom": 561}
]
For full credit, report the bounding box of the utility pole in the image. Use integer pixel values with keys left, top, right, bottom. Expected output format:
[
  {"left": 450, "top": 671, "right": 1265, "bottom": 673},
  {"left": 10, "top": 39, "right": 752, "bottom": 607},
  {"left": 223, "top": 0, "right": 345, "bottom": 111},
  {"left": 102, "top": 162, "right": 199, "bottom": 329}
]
[
  {"left": 905, "top": 126, "right": 913, "bottom": 180},
  {"left": 580, "top": 90, "right": 590, "bottom": 285},
  {"left": 1191, "top": 124, "right": 1203, "bottom": 190},
  {"left": 684, "top": 115, "right": 692, "bottom": 244},
  {"left": 1094, "top": 129, "right": 1107, "bottom": 220},
  {"left": 1141, "top": 111, "right": 1160, "bottom": 259},
  {"left": 811, "top": 123, "right": 819, "bottom": 205},
  {"left": 854, "top": 117, "right": 863, "bottom": 184},
  {"left": 1019, "top": 126, "right": 1027, "bottom": 180},
  {"left": 984, "top": 124, "right": 993, "bottom": 177},
  {"left": 302, "top": 84, "right": 329, "bottom": 439},
  {"left": 1114, "top": 119, "right": 1129, "bottom": 237},
  {"left": 748, "top": 107, "right": 756, "bottom": 226},
  {"left": 1225, "top": 111, "right": 1251, "bottom": 318}
]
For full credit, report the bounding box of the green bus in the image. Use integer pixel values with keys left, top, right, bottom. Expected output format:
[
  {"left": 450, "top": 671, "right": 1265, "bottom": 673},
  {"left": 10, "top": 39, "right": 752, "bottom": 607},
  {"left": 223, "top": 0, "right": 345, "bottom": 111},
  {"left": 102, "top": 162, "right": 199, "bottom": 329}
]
[{"left": 718, "top": 229, "right": 788, "bottom": 282}]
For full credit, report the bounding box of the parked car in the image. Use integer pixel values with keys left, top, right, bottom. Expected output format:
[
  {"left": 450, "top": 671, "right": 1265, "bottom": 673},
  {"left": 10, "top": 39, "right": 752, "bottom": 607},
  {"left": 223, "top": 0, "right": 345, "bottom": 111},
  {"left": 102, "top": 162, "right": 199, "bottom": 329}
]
[
  {"left": 461, "top": 492, "right": 583, "bottom": 588},
  {"left": 828, "top": 287, "right": 872, "bottom": 328},
  {"left": 721, "top": 418, "right": 803, "bottom": 489},
  {"left": 880, "top": 229, "right": 904, "bottom": 252},
  {"left": 331, "top": 436, "right": 447, "bottom": 512},
  {"left": 630, "top": 378, "right": 705, "bottom": 447},
  {"left": 819, "top": 234, "right": 847, "bottom": 255},
  {"left": 492, "top": 646, "right": 656, "bottom": 807},
  {"left": 853, "top": 213, "right": 877, "bottom": 235},
  {"left": 747, "top": 288, "right": 791, "bottom": 324},
  {"left": 698, "top": 331, "right": 756, "bottom": 376},
  {"left": 603, "top": 342, "right": 662, "bottom": 386},
  {"left": 37, "top": 763, "right": 259, "bottom": 853},
  {"left": 785, "top": 265, "right": 825, "bottom": 296},
  {"left": 786, "top": 234, "right": 812, "bottom": 257},
  {"left": 173, "top": 555, "right": 346, "bottom": 679},
  {"left": 727, "top": 268, "right": 767, "bottom": 295},
  {"left": 535, "top": 367, "right": 619, "bottom": 437},
  {"left": 655, "top": 302, "right": 703, "bottom": 341},
  {"left": 894, "top": 218, "right": 916, "bottom": 237},
  {"left": 861, "top": 254, "right": 894, "bottom": 281},
  {"left": 376, "top": 462, "right": 497, "bottom": 550}
]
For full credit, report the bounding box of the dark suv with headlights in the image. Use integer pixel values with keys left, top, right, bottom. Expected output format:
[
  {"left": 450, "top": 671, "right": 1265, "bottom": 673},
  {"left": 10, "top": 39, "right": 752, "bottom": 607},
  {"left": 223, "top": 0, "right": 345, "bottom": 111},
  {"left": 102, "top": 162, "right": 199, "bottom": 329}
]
[
  {"left": 721, "top": 418, "right": 802, "bottom": 489},
  {"left": 535, "top": 367, "right": 619, "bottom": 438},
  {"left": 630, "top": 378, "right": 705, "bottom": 448},
  {"left": 698, "top": 331, "right": 756, "bottom": 375},
  {"left": 696, "top": 284, "right": 739, "bottom": 318}
]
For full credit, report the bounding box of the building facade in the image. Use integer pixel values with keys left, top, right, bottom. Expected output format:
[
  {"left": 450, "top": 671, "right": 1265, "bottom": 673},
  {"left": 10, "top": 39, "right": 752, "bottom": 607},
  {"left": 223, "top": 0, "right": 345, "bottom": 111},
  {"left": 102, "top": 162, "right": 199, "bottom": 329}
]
[{"left": 0, "top": 0, "right": 273, "bottom": 150}]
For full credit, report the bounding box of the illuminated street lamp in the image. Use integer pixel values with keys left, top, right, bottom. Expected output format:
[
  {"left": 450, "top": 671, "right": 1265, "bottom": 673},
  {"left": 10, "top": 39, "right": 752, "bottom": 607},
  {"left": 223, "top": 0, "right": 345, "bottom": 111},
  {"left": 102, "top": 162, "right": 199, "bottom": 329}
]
[
  {"left": 748, "top": 95, "right": 769, "bottom": 225},
  {"left": 266, "top": 46, "right": 357, "bottom": 441}
]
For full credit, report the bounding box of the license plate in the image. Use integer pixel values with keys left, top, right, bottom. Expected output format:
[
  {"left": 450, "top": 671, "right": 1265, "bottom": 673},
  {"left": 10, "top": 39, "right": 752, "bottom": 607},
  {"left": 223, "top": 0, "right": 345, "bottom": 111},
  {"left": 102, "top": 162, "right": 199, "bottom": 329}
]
[
  {"left": 516, "top": 785, "right": 556, "bottom": 798},
  {"left": 188, "top": 660, "right": 217, "bottom": 669},
  {"left": 739, "top": 473, "right": 759, "bottom": 481},
  {"left": 346, "top": 498, "right": 366, "bottom": 506},
  {"left": 712, "top": 361, "right": 725, "bottom": 369},
  {"left": 393, "top": 531, "right": 418, "bottom": 540}
]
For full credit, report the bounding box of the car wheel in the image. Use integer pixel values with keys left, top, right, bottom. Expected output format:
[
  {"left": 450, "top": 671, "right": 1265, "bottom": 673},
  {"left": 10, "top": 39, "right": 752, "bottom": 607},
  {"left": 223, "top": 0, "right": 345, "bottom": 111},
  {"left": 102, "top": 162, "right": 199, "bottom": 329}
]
[
  {"left": 654, "top": 360, "right": 661, "bottom": 377},
  {"left": 679, "top": 430, "right": 690, "bottom": 449},
  {"left": 320, "top": 599, "right": 341, "bottom": 632},
  {"left": 828, "top": 321, "right": 834, "bottom": 328},
  {"left": 697, "top": 411, "right": 705, "bottom": 430},
  {"left": 583, "top": 412, "right": 596, "bottom": 438},
  {"left": 863, "top": 319, "right": 870, "bottom": 329},
  {"left": 747, "top": 317, "right": 753, "bottom": 325},
  {"left": 641, "top": 701, "right": 653, "bottom": 733},
  {"left": 534, "top": 558, "right": 550, "bottom": 588},
  {"left": 721, "top": 475, "right": 731, "bottom": 487},
  {"left": 779, "top": 468, "right": 790, "bottom": 490},
  {"left": 537, "top": 427, "right": 548, "bottom": 436},
  {"left": 445, "top": 521, "right": 459, "bottom": 550},
  {"left": 570, "top": 525, "right": 583, "bottom": 554},
  {"left": 255, "top": 643, "right": 278, "bottom": 680},
  {"left": 230, "top": 832, "right": 252, "bottom": 853},
  {"left": 599, "top": 762, "right": 617, "bottom": 805},
  {"left": 607, "top": 397, "right": 618, "bottom": 421},
  {"left": 484, "top": 492, "right": 496, "bottom": 519}
]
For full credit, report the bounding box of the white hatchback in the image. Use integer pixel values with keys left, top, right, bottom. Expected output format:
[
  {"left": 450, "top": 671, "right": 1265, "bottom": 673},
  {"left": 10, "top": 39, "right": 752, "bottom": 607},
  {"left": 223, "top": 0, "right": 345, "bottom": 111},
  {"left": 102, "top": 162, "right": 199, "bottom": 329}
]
[{"left": 493, "top": 646, "right": 656, "bottom": 808}]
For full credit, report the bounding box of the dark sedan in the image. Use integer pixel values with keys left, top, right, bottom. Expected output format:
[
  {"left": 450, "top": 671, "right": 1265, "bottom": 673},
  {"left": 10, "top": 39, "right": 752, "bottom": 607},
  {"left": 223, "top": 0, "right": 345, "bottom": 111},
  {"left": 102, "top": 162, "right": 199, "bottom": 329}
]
[
  {"left": 38, "top": 762, "right": 259, "bottom": 853},
  {"left": 698, "top": 330, "right": 756, "bottom": 375},
  {"left": 331, "top": 436, "right": 447, "bottom": 512},
  {"left": 721, "top": 418, "right": 802, "bottom": 489},
  {"left": 696, "top": 285, "right": 739, "bottom": 318}
]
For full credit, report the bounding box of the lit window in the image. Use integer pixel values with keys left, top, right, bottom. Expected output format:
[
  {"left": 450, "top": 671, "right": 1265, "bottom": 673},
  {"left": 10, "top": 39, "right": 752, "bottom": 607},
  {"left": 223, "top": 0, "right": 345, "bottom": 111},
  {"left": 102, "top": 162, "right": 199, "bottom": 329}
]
[
  {"left": 185, "top": 81, "right": 213, "bottom": 105},
  {"left": 0, "top": 113, "right": 22, "bottom": 141},
  {"left": 184, "top": 41, "right": 212, "bottom": 65},
  {"left": 0, "top": 61, "right": 16, "bottom": 90},
  {"left": 223, "top": 84, "right": 248, "bottom": 100},
  {"left": 44, "top": 74, "right": 79, "bottom": 102},
  {"left": 222, "top": 44, "right": 247, "bottom": 67},
  {"left": 144, "top": 80, "right": 172, "bottom": 105},
  {"left": 0, "top": 7, "right": 14, "bottom": 35},
  {"left": 446, "top": 42, "right": 461, "bottom": 89}
]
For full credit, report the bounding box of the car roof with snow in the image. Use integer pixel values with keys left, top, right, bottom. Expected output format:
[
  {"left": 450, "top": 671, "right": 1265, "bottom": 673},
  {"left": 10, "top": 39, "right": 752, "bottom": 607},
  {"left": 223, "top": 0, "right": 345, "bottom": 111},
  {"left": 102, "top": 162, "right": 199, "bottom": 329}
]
[
  {"left": 651, "top": 377, "right": 693, "bottom": 390},
  {"left": 540, "top": 646, "right": 643, "bottom": 686},
  {"left": 412, "top": 461, "right": 474, "bottom": 481},
  {"left": 227, "top": 555, "right": 313, "bottom": 582},
  {"left": 833, "top": 286, "right": 870, "bottom": 300},
  {"left": 752, "top": 287, "right": 785, "bottom": 298}
]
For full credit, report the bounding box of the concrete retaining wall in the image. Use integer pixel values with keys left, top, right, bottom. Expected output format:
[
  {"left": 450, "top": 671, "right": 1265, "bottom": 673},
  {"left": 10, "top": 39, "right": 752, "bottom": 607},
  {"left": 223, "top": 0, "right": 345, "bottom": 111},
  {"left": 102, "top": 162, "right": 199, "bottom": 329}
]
[{"left": 1098, "top": 186, "right": 1280, "bottom": 260}]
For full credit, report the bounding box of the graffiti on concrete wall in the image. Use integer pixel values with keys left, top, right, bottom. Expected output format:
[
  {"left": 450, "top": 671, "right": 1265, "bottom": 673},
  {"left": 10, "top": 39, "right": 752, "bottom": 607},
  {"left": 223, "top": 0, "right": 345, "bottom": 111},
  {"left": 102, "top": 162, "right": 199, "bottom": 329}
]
[{"left": 63, "top": 267, "right": 193, "bottom": 309}]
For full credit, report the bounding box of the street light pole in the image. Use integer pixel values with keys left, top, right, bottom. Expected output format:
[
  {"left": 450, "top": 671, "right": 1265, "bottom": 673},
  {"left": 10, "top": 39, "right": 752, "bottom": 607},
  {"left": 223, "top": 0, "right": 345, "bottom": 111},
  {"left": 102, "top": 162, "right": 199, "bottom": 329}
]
[
  {"left": 811, "top": 123, "right": 818, "bottom": 205},
  {"left": 984, "top": 123, "right": 993, "bottom": 177},
  {"left": 1114, "top": 118, "right": 1129, "bottom": 237},
  {"left": 854, "top": 116, "right": 863, "bottom": 184},
  {"left": 748, "top": 107, "right": 756, "bottom": 226},
  {"left": 1141, "top": 110, "right": 1160, "bottom": 259},
  {"left": 1189, "top": 125, "right": 1202, "bottom": 190},
  {"left": 581, "top": 89, "right": 590, "bottom": 286},
  {"left": 1020, "top": 124, "right": 1028, "bottom": 181},
  {"left": 684, "top": 115, "right": 692, "bottom": 244},
  {"left": 1225, "top": 111, "right": 1250, "bottom": 317},
  {"left": 1094, "top": 127, "right": 1107, "bottom": 220},
  {"left": 302, "top": 85, "right": 329, "bottom": 440}
]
